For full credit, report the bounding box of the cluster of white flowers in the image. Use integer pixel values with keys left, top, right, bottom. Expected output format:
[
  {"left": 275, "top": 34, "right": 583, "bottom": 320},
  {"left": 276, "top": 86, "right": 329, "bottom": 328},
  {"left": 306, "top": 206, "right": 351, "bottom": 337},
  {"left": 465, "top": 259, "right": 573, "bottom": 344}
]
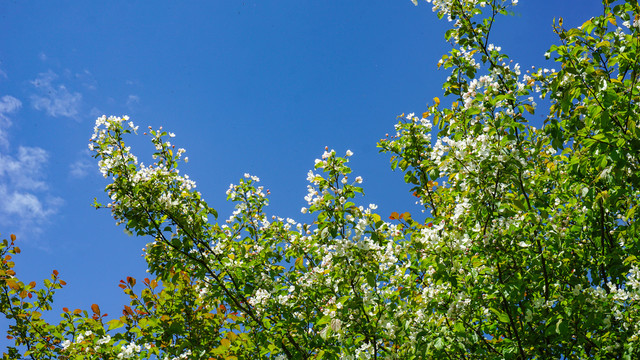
[
  {"left": 117, "top": 342, "right": 142, "bottom": 359},
  {"left": 164, "top": 349, "right": 192, "bottom": 360}
]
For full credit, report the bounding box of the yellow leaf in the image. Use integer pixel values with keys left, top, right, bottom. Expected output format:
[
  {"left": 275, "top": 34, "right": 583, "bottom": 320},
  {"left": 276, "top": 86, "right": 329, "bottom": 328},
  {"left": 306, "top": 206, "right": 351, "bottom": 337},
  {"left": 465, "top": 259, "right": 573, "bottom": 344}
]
[
  {"left": 523, "top": 104, "right": 535, "bottom": 114},
  {"left": 433, "top": 97, "right": 440, "bottom": 106},
  {"left": 220, "top": 338, "right": 231, "bottom": 348}
]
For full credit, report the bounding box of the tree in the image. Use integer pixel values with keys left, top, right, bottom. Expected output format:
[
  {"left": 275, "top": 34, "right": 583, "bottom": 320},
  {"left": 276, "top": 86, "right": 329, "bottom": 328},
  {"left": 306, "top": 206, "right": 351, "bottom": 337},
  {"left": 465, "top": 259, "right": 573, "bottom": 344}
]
[{"left": 2, "top": 0, "right": 640, "bottom": 358}]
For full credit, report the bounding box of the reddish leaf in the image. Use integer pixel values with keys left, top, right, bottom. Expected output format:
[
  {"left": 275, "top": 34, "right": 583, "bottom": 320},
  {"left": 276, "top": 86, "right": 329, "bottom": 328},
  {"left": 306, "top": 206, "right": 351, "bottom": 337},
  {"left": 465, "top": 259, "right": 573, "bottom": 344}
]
[
  {"left": 28, "top": 281, "right": 36, "bottom": 288},
  {"left": 91, "top": 304, "right": 100, "bottom": 315},
  {"left": 389, "top": 212, "right": 400, "bottom": 220},
  {"left": 118, "top": 284, "right": 127, "bottom": 289},
  {"left": 52, "top": 270, "right": 59, "bottom": 276},
  {"left": 59, "top": 280, "right": 67, "bottom": 286},
  {"left": 10, "top": 234, "right": 16, "bottom": 241},
  {"left": 63, "top": 307, "right": 69, "bottom": 313}
]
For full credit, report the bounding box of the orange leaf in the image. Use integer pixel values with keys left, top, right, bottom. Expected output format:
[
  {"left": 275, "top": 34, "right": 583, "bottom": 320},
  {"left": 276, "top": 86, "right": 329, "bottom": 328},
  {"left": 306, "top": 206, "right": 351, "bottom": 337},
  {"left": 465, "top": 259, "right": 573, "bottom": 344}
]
[
  {"left": 59, "top": 280, "right": 67, "bottom": 286},
  {"left": 10, "top": 234, "right": 16, "bottom": 241},
  {"left": 63, "top": 307, "right": 69, "bottom": 313},
  {"left": 91, "top": 304, "right": 100, "bottom": 315},
  {"left": 13, "top": 247, "right": 20, "bottom": 254},
  {"left": 127, "top": 276, "right": 136, "bottom": 286},
  {"left": 73, "top": 309, "right": 82, "bottom": 315},
  {"left": 426, "top": 222, "right": 433, "bottom": 228},
  {"left": 6, "top": 280, "right": 19, "bottom": 290},
  {"left": 52, "top": 270, "right": 59, "bottom": 276},
  {"left": 124, "top": 305, "right": 134, "bottom": 316},
  {"left": 28, "top": 281, "right": 36, "bottom": 288},
  {"left": 389, "top": 212, "right": 399, "bottom": 220},
  {"left": 220, "top": 338, "right": 231, "bottom": 348}
]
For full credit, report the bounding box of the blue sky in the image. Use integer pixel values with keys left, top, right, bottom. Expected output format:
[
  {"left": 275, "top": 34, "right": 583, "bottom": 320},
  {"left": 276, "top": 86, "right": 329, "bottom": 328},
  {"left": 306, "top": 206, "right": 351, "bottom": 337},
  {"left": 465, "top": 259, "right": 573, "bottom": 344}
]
[{"left": 0, "top": 0, "right": 602, "bottom": 349}]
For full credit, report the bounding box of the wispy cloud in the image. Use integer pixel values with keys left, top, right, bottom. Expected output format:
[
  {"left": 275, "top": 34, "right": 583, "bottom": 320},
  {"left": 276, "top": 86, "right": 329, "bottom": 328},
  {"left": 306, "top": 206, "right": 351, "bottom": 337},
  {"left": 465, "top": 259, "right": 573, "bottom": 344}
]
[
  {"left": 31, "top": 70, "right": 82, "bottom": 119},
  {"left": 69, "top": 150, "right": 94, "bottom": 178},
  {"left": 126, "top": 94, "right": 140, "bottom": 109},
  {"left": 75, "top": 69, "right": 97, "bottom": 90},
  {"left": 0, "top": 146, "right": 62, "bottom": 240},
  {"left": 0, "top": 95, "right": 22, "bottom": 147}
]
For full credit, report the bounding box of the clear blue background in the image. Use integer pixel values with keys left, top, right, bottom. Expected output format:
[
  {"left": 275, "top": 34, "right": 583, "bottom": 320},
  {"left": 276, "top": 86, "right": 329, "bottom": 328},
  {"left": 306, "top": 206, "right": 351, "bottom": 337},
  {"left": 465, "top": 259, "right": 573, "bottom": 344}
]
[{"left": 0, "top": 0, "right": 601, "bottom": 349}]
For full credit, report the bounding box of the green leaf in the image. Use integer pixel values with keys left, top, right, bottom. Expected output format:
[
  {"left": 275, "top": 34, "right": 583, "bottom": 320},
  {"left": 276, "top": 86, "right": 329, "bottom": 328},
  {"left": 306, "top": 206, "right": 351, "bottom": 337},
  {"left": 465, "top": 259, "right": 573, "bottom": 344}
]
[{"left": 366, "top": 272, "right": 376, "bottom": 288}]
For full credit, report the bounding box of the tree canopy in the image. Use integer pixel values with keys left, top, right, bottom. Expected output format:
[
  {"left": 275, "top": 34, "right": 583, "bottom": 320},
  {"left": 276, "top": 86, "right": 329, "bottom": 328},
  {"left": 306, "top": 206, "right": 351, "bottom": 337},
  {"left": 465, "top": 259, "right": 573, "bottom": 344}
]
[{"left": 2, "top": 0, "right": 640, "bottom": 359}]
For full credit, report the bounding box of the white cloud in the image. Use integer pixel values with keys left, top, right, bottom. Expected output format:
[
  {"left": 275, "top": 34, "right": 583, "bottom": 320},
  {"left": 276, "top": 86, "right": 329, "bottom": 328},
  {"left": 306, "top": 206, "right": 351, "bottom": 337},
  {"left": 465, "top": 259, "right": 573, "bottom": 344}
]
[
  {"left": 0, "top": 146, "right": 62, "bottom": 240},
  {"left": 0, "top": 146, "right": 49, "bottom": 190},
  {"left": 31, "top": 70, "right": 82, "bottom": 119},
  {"left": 0, "top": 95, "right": 21, "bottom": 118},
  {"left": 0, "top": 95, "right": 22, "bottom": 147}
]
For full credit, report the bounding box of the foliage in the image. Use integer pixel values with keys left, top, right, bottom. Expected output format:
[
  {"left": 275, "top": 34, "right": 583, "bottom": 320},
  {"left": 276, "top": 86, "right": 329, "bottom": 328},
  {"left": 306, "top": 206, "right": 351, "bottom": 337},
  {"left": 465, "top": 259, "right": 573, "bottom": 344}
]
[{"left": 2, "top": 0, "right": 640, "bottom": 359}]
